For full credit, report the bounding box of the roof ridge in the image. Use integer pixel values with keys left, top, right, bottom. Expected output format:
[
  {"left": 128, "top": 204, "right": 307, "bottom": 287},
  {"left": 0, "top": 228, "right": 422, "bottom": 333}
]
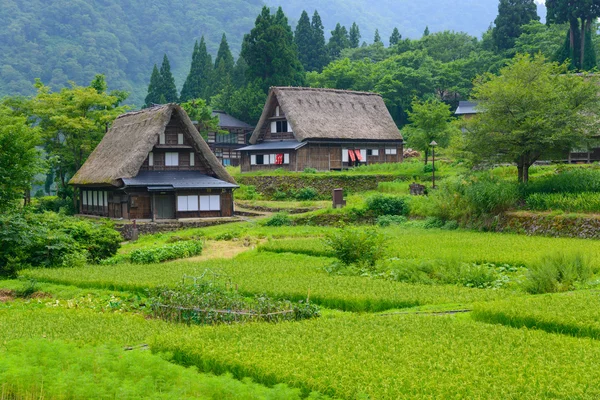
[{"left": 271, "top": 86, "right": 382, "bottom": 97}]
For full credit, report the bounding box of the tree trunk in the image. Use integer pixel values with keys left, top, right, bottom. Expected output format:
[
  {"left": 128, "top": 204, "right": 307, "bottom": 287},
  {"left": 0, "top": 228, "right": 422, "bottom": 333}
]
[
  {"left": 517, "top": 163, "right": 524, "bottom": 184},
  {"left": 523, "top": 164, "right": 530, "bottom": 184},
  {"left": 580, "top": 18, "right": 586, "bottom": 71},
  {"left": 570, "top": 19, "right": 578, "bottom": 68}
]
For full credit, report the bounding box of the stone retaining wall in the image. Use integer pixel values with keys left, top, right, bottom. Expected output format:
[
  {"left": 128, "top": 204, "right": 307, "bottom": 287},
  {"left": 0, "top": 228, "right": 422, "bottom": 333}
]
[
  {"left": 497, "top": 212, "right": 600, "bottom": 239},
  {"left": 115, "top": 218, "right": 240, "bottom": 240},
  {"left": 237, "top": 175, "right": 403, "bottom": 197}
]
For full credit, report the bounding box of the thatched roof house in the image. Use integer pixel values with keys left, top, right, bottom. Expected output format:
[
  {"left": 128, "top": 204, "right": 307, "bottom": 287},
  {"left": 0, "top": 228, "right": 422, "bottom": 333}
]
[
  {"left": 239, "top": 87, "right": 403, "bottom": 172},
  {"left": 70, "top": 104, "right": 237, "bottom": 220}
]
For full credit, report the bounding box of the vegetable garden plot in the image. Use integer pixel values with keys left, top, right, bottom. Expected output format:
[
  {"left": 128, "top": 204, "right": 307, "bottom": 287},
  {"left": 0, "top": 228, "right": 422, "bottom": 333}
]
[
  {"left": 473, "top": 290, "right": 600, "bottom": 339},
  {"left": 152, "top": 313, "right": 600, "bottom": 399},
  {"left": 23, "top": 252, "right": 515, "bottom": 312}
]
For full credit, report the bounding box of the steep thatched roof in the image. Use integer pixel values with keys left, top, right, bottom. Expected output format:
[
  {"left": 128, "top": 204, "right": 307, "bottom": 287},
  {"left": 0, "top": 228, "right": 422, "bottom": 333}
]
[
  {"left": 249, "top": 87, "right": 403, "bottom": 144},
  {"left": 70, "top": 104, "right": 235, "bottom": 187}
]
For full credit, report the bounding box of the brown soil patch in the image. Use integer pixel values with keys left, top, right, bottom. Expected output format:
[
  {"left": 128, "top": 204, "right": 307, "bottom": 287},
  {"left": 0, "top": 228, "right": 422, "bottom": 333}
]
[
  {"left": 184, "top": 239, "right": 263, "bottom": 262},
  {"left": 0, "top": 289, "right": 15, "bottom": 302}
]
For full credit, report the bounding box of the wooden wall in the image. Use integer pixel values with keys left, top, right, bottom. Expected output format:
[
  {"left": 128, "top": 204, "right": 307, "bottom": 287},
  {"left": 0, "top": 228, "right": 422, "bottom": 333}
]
[{"left": 241, "top": 141, "right": 403, "bottom": 172}]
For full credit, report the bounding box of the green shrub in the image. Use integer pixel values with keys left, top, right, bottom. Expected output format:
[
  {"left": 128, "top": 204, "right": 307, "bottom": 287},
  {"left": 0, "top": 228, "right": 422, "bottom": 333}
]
[
  {"left": 524, "top": 252, "right": 595, "bottom": 294},
  {"left": 365, "top": 194, "right": 409, "bottom": 216},
  {"left": 264, "top": 212, "right": 293, "bottom": 227},
  {"left": 303, "top": 167, "right": 317, "bottom": 174},
  {"left": 129, "top": 240, "right": 203, "bottom": 264},
  {"left": 441, "top": 220, "right": 459, "bottom": 230},
  {"left": 235, "top": 184, "right": 261, "bottom": 200},
  {"left": 272, "top": 190, "right": 289, "bottom": 200},
  {"left": 30, "top": 196, "right": 74, "bottom": 214},
  {"left": 0, "top": 211, "right": 120, "bottom": 276},
  {"left": 424, "top": 217, "right": 445, "bottom": 229},
  {"left": 295, "top": 187, "right": 318, "bottom": 201},
  {"left": 524, "top": 168, "right": 600, "bottom": 195},
  {"left": 325, "top": 227, "right": 387, "bottom": 267},
  {"left": 376, "top": 215, "right": 408, "bottom": 227}
]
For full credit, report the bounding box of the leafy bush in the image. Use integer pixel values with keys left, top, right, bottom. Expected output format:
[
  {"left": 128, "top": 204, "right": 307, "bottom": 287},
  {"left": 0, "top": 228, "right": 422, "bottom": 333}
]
[
  {"left": 441, "top": 220, "right": 459, "bottom": 230},
  {"left": 295, "top": 187, "right": 318, "bottom": 201},
  {"left": 0, "top": 211, "right": 120, "bottom": 276},
  {"left": 365, "top": 194, "right": 409, "bottom": 216},
  {"left": 30, "top": 196, "right": 75, "bottom": 214},
  {"left": 376, "top": 215, "right": 408, "bottom": 227},
  {"left": 129, "top": 240, "right": 203, "bottom": 264},
  {"left": 424, "top": 217, "right": 445, "bottom": 229},
  {"left": 325, "top": 227, "right": 387, "bottom": 267},
  {"left": 264, "top": 212, "right": 293, "bottom": 227},
  {"left": 272, "top": 190, "right": 289, "bottom": 200},
  {"left": 235, "top": 184, "right": 261, "bottom": 200},
  {"left": 523, "top": 252, "right": 595, "bottom": 294},
  {"left": 303, "top": 167, "right": 317, "bottom": 174}
]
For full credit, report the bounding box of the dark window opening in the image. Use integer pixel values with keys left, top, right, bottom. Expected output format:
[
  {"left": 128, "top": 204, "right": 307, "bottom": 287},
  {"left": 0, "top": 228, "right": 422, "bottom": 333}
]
[
  {"left": 276, "top": 121, "right": 288, "bottom": 133},
  {"left": 256, "top": 154, "right": 265, "bottom": 165}
]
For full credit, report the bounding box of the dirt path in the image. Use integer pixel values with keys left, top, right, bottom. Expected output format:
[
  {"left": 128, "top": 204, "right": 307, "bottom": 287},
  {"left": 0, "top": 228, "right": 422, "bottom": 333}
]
[{"left": 184, "top": 239, "right": 262, "bottom": 262}]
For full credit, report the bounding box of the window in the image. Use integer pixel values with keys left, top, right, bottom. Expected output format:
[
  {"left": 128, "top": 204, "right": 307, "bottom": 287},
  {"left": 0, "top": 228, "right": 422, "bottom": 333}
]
[
  {"left": 178, "top": 133, "right": 184, "bottom": 145},
  {"left": 159, "top": 133, "right": 165, "bottom": 145},
  {"left": 360, "top": 149, "right": 367, "bottom": 162},
  {"left": 342, "top": 149, "right": 349, "bottom": 162},
  {"left": 92, "top": 191, "right": 97, "bottom": 206},
  {"left": 276, "top": 120, "right": 288, "bottom": 133},
  {"left": 82, "top": 191, "right": 88, "bottom": 206},
  {"left": 103, "top": 191, "right": 108, "bottom": 207},
  {"left": 367, "top": 149, "right": 379, "bottom": 156},
  {"left": 149, "top": 152, "right": 154, "bottom": 166},
  {"left": 177, "top": 195, "right": 199, "bottom": 211},
  {"left": 284, "top": 154, "right": 290, "bottom": 164},
  {"left": 385, "top": 148, "right": 398, "bottom": 155},
  {"left": 256, "top": 154, "right": 265, "bottom": 165},
  {"left": 165, "top": 152, "right": 179, "bottom": 166},
  {"left": 275, "top": 106, "right": 280, "bottom": 116},
  {"left": 189, "top": 152, "right": 195, "bottom": 167},
  {"left": 200, "top": 195, "right": 221, "bottom": 211},
  {"left": 223, "top": 159, "right": 231, "bottom": 166}
]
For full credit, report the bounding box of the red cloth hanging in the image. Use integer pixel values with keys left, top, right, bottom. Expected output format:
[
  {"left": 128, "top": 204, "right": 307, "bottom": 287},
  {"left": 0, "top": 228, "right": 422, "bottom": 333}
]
[
  {"left": 354, "top": 149, "right": 363, "bottom": 161},
  {"left": 348, "top": 150, "right": 356, "bottom": 162},
  {"left": 275, "top": 154, "right": 284, "bottom": 165}
]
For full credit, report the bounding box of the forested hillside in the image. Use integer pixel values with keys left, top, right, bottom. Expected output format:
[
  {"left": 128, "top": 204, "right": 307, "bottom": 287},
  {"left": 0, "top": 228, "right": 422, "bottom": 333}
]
[
  {"left": 0, "top": 0, "right": 263, "bottom": 105},
  {"left": 0, "top": 0, "right": 545, "bottom": 106},
  {"left": 268, "top": 0, "right": 546, "bottom": 43}
]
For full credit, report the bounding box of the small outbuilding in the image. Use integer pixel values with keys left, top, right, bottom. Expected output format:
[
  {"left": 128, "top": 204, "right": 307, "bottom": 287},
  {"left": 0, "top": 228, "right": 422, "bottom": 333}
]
[
  {"left": 205, "top": 110, "right": 254, "bottom": 167},
  {"left": 238, "top": 87, "right": 404, "bottom": 172},
  {"left": 69, "top": 104, "right": 238, "bottom": 220}
]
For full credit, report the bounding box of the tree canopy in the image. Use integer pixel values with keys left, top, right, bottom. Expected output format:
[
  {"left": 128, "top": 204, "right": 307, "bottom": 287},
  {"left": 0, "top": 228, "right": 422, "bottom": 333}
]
[
  {"left": 465, "top": 54, "right": 600, "bottom": 182},
  {"left": 492, "top": 0, "right": 540, "bottom": 52}
]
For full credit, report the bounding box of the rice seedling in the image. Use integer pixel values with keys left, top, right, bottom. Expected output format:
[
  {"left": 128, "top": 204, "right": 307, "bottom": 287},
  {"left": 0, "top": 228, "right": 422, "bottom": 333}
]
[
  {"left": 151, "top": 312, "right": 600, "bottom": 399},
  {"left": 472, "top": 289, "right": 600, "bottom": 339}
]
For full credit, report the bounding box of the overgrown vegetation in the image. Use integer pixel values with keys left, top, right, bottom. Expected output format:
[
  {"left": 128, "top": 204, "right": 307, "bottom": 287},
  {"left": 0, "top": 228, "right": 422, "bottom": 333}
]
[{"left": 0, "top": 211, "right": 121, "bottom": 277}]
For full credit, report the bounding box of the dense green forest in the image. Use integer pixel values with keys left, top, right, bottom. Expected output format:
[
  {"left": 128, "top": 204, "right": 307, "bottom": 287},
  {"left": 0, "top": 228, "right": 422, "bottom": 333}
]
[{"left": 0, "top": 0, "right": 546, "bottom": 106}]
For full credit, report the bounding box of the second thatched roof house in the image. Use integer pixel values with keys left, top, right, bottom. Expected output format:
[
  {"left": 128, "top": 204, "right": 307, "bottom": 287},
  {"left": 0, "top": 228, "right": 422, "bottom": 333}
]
[
  {"left": 238, "top": 87, "right": 403, "bottom": 172},
  {"left": 70, "top": 104, "right": 237, "bottom": 221}
]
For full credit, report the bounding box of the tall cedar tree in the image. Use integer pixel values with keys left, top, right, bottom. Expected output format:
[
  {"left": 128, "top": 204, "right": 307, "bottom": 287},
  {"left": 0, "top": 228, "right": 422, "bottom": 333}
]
[
  {"left": 310, "top": 11, "right": 330, "bottom": 72},
  {"left": 389, "top": 27, "right": 401, "bottom": 46},
  {"left": 374, "top": 29, "right": 382, "bottom": 44},
  {"left": 328, "top": 23, "right": 351, "bottom": 59},
  {"left": 158, "top": 54, "right": 178, "bottom": 103},
  {"left": 232, "top": 56, "right": 248, "bottom": 88},
  {"left": 424, "top": 26, "right": 430, "bottom": 36},
  {"left": 212, "top": 33, "right": 235, "bottom": 96},
  {"left": 240, "top": 6, "right": 305, "bottom": 91},
  {"left": 492, "top": 0, "right": 539, "bottom": 52},
  {"left": 547, "top": 0, "right": 600, "bottom": 70},
  {"left": 144, "top": 64, "right": 161, "bottom": 107},
  {"left": 295, "top": 11, "right": 314, "bottom": 72},
  {"left": 349, "top": 22, "right": 361, "bottom": 48},
  {"left": 181, "top": 37, "right": 213, "bottom": 101}
]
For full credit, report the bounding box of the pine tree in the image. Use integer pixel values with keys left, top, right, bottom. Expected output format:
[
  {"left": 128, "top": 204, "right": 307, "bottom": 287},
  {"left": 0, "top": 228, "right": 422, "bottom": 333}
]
[
  {"left": 180, "top": 41, "right": 200, "bottom": 102},
  {"left": 492, "top": 0, "right": 539, "bottom": 52},
  {"left": 211, "top": 33, "right": 235, "bottom": 96},
  {"left": 232, "top": 56, "right": 248, "bottom": 88},
  {"left": 374, "top": 29, "right": 382, "bottom": 44},
  {"left": 144, "top": 64, "right": 161, "bottom": 107},
  {"left": 310, "top": 10, "right": 330, "bottom": 72},
  {"left": 349, "top": 22, "right": 361, "bottom": 48},
  {"left": 295, "top": 10, "right": 313, "bottom": 71},
  {"left": 241, "top": 6, "right": 305, "bottom": 91},
  {"left": 328, "top": 23, "right": 350, "bottom": 59},
  {"left": 181, "top": 37, "right": 213, "bottom": 101},
  {"left": 389, "top": 27, "right": 401, "bottom": 46},
  {"left": 423, "top": 26, "right": 430, "bottom": 37},
  {"left": 158, "top": 54, "right": 178, "bottom": 103}
]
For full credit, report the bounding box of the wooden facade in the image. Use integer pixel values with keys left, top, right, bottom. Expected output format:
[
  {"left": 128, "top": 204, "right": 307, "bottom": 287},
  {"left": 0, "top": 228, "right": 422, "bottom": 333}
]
[
  {"left": 240, "top": 87, "right": 404, "bottom": 173},
  {"left": 71, "top": 104, "right": 238, "bottom": 221},
  {"left": 205, "top": 110, "right": 254, "bottom": 167}
]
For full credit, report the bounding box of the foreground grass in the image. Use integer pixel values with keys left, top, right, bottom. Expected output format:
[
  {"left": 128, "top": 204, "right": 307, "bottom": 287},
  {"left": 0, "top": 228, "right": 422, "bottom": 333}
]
[
  {"left": 0, "top": 339, "right": 316, "bottom": 400},
  {"left": 22, "top": 252, "right": 514, "bottom": 312},
  {"left": 152, "top": 312, "right": 600, "bottom": 399},
  {"left": 472, "top": 289, "right": 600, "bottom": 340}
]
